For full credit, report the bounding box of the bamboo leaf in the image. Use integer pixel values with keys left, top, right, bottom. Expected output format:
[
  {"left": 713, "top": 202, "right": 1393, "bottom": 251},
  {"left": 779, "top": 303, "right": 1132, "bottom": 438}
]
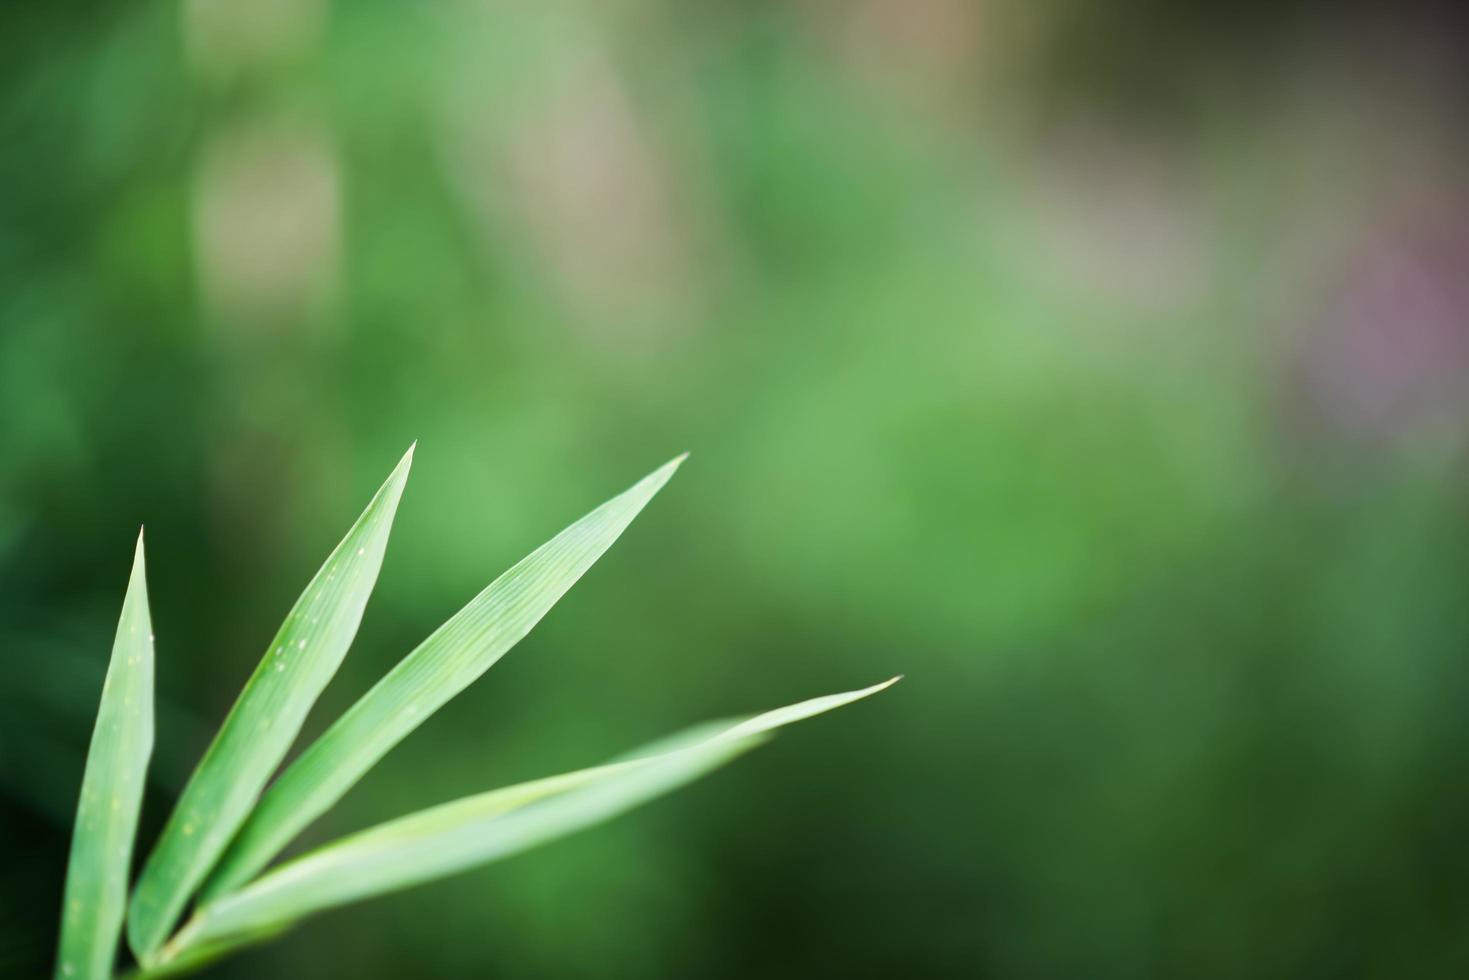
[
  {"left": 55, "top": 531, "right": 154, "bottom": 980},
  {"left": 127, "top": 446, "right": 415, "bottom": 962},
  {"left": 165, "top": 678, "right": 898, "bottom": 961},
  {"left": 199, "top": 455, "right": 684, "bottom": 900}
]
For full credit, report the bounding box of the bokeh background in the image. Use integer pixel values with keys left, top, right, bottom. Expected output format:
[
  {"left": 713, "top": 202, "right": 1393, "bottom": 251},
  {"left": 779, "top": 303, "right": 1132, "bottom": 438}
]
[{"left": 5, "top": 0, "right": 1469, "bottom": 977}]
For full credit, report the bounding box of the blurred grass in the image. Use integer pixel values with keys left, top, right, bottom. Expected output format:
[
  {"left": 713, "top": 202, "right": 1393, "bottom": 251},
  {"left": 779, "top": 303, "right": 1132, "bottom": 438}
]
[{"left": 4, "top": 0, "right": 1469, "bottom": 977}]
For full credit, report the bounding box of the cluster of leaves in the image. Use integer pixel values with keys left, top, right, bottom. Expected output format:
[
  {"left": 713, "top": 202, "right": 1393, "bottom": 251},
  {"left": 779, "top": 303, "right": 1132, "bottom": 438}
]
[{"left": 53, "top": 448, "right": 894, "bottom": 979}]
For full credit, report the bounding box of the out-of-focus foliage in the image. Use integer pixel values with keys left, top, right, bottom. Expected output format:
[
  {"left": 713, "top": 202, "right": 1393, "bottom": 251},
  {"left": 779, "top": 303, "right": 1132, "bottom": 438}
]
[{"left": 4, "top": 0, "right": 1469, "bottom": 977}]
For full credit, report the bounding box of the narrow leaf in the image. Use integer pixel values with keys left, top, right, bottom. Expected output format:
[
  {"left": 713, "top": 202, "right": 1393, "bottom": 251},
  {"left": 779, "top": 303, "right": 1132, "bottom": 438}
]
[
  {"left": 55, "top": 531, "right": 154, "bottom": 980},
  {"left": 168, "top": 678, "right": 898, "bottom": 959},
  {"left": 127, "top": 446, "right": 415, "bottom": 962},
  {"left": 200, "top": 455, "right": 685, "bottom": 900}
]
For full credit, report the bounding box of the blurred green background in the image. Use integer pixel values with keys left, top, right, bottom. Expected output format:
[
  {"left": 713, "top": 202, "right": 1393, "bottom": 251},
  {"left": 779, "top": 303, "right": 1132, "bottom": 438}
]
[{"left": 5, "top": 0, "right": 1469, "bottom": 976}]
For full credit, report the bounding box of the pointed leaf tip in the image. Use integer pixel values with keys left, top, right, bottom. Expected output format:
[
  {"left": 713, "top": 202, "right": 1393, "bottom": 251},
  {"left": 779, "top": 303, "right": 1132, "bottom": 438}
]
[
  {"left": 714, "top": 677, "right": 898, "bottom": 744},
  {"left": 646, "top": 453, "right": 687, "bottom": 485},
  {"left": 391, "top": 443, "right": 416, "bottom": 475}
]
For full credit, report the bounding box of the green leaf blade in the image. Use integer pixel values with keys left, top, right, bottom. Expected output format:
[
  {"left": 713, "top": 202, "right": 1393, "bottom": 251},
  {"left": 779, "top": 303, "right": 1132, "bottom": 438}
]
[
  {"left": 127, "top": 446, "right": 415, "bottom": 963},
  {"left": 55, "top": 531, "right": 155, "bottom": 980},
  {"left": 174, "top": 678, "right": 897, "bottom": 956},
  {"left": 199, "top": 455, "right": 684, "bottom": 901}
]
